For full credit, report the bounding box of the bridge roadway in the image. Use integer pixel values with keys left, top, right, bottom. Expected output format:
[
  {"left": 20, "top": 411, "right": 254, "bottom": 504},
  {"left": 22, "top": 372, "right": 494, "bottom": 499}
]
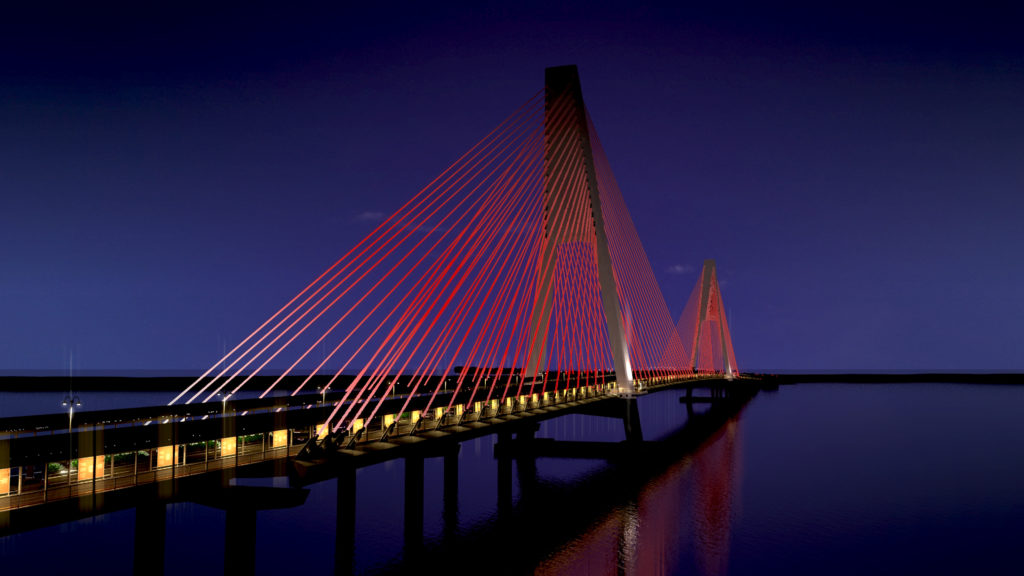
[{"left": 0, "top": 375, "right": 758, "bottom": 537}]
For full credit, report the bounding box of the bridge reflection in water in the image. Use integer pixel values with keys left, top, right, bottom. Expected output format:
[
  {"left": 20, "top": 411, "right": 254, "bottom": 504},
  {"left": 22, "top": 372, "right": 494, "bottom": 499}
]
[{"left": 537, "top": 415, "right": 741, "bottom": 576}]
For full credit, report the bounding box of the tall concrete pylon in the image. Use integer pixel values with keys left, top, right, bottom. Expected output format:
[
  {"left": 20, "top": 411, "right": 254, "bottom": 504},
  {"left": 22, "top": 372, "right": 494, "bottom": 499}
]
[
  {"left": 688, "top": 259, "right": 736, "bottom": 379},
  {"left": 522, "top": 65, "right": 635, "bottom": 394}
]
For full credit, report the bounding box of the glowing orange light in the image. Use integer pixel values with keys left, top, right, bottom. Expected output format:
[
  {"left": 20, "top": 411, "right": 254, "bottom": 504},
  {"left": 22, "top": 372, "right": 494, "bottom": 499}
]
[
  {"left": 156, "top": 446, "right": 174, "bottom": 468},
  {"left": 272, "top": 430, "right": 288, "bottom": 448}
]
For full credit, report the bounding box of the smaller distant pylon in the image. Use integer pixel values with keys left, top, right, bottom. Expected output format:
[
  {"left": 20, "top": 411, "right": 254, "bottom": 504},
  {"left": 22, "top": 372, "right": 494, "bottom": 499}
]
[{"left": 677, "top": 259, "right": 739, "bottom": 378}]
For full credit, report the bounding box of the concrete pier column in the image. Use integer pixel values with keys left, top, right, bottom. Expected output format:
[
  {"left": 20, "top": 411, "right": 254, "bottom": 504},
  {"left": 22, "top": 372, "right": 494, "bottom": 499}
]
[
  {"left": 134, "top": 502, "right": 167, "bottom": 576},
  {"left": 511, "top": 424, "right": 540, "bottom": 502},
  {"left": 624, "top": 398, "right": 644, "bottom": 443},
  {"left": 404, "top": 455, "right": 425, "bottom": 559},
  {"left": 443, "top": 445, "right": 460, "bottom": 541},
  {"left": 497, "top": 431, "right": 513, "bottom": 516},
  {"left": 335, "top": 467, "right": 356, "bottom": 576},
  {"left": 224, "top": 506, "right": 257, "bottom": 576}
]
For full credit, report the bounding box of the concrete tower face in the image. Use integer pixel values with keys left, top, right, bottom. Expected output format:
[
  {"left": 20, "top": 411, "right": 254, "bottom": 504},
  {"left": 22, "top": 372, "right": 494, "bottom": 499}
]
[{"left": 523, "top": 65, "right": 635, "bottom": 393}]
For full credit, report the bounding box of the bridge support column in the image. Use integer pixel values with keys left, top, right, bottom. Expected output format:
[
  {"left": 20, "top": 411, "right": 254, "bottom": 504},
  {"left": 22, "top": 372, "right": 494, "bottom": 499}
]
[
  {"left": 497, "top": 431, "right": 513, "bottom": 516},
  {"left": 134, "top": 502, "right": 166, "bottom": 576},
  {"left": 495, "top": 424, "right": 540, "bottom": 515},
  {"left": 443, "top": 445, "right": 459, "bottom": 542},
  {"left": 224, "top": 506, "right": 257, "bottom": 576},
  {"left": 514, "top": 426, "right": 538, "bottom": 502},
  {"left": 624, "top": 398, "right": 643, "bottom": 443},
  {"left": 404, "top": 455, "right": 425, "bottom": 559},
  {"left": 335, "top": 467, "right": 356, "bottom": 576}
]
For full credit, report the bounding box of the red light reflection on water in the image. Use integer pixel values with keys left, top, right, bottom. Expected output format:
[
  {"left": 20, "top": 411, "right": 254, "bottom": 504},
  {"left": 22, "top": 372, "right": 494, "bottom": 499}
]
[{"left": 536, "top": 418, "right": 742, "bottom": 576}]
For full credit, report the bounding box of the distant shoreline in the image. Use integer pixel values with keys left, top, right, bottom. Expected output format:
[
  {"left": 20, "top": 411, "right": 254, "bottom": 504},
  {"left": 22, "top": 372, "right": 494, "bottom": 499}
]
[
  {"left": 754, "top": 373, "right": 1024, "bottom": 385},
  {"left": 0, "top": 372, "right": 1021, "bottom": 391},
  {"left": 0, "top": 374, "right": 352, "bottom": 391}
]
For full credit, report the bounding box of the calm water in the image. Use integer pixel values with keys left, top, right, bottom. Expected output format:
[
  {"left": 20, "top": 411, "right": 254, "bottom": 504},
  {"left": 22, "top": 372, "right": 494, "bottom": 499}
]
[{"left": 2, "top": 382, "right": 1023, "bottom": 575}]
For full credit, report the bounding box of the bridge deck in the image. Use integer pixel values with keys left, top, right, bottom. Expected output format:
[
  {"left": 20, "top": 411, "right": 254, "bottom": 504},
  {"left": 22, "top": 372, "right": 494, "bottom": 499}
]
[{"left": 0, "top": 376, "right": 756, "bottom": 534}]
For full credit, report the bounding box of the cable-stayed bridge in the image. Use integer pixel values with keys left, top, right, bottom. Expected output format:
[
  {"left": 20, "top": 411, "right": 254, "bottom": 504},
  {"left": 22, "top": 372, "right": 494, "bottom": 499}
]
[
  {"left": 0, "top": 67, "right": 753, "bottom": 564},
  {"left": 166, "top": 64, "right": 740, "bottom": 446}
]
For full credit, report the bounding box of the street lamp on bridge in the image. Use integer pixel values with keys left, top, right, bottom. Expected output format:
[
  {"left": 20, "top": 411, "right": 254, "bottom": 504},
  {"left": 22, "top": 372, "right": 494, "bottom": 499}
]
[
  {"left": 218, "top": 391, "right": 232, "bottom": 417},
  {"left": 61, "top": 392, "right": 81, "bottom": 480}
]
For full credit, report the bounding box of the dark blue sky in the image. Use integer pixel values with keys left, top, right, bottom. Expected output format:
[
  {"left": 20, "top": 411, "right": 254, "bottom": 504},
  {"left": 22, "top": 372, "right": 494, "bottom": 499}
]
[{"left": 2, "top": 2, "right": 1021, "bottom": 372}]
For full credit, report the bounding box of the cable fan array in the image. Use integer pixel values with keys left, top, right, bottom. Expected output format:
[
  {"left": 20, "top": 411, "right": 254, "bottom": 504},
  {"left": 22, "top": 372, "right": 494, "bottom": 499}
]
[
  {"left": 170, "top": 82, "right": 738, "bottom": 438},
  {"left": 588, "top": 113, "right": 691, "bottom": 382}
]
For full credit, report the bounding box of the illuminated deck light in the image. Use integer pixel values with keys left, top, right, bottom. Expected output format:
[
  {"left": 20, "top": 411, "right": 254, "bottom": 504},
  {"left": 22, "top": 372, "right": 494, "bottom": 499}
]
[{"left": 272, "top": 430, "right": 288, "bottom": 448}]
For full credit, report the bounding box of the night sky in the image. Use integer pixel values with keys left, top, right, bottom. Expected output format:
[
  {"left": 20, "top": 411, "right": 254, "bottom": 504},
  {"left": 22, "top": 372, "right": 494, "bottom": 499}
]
[{"left": 2, "top": 2, "right": 1021, "bottom": 373}]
